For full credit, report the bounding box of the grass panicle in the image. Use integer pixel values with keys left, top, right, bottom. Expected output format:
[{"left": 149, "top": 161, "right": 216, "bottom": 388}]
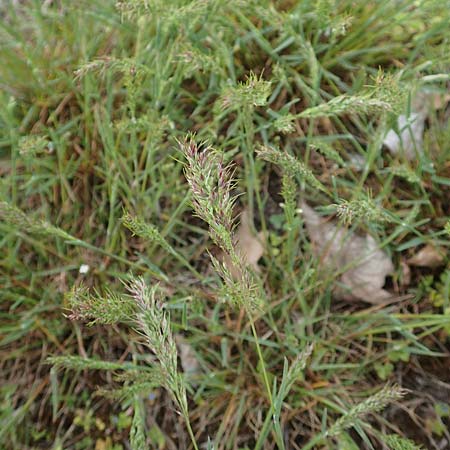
[
  {"left": 126, "top": 278, "right": 186, "bottom": 409},
  {"left": 383, "top": 434, "right": 424, "bottom": 450},
  {"left": 130, "top": 398, "right": 146, "bottom": 450},
  {"left": 333, "top": 195, "right": 391, "bottom": 225},
  {"left": 180, "top": 135, "right": 263, "bottom": 312},
  {"left": 65, "top": 285, "right": 135, "bottom": 325},
  {"left": 180, "top": 136, "right": 236, "bottom": 255},
  {"left": 257, "top": 145, "right": 328, "bottom": 193},
  {"left": 121, "top": 212, "right": 173, "bottom": 254},
  {"left": 327, "top": 385, "right": 408, "bottom": 437},
  {"left": 0, "top": 201, "right": 76, "bottom": 242},
  {"left": 220, "top": 72, "right": 272, "bottom": 111}
]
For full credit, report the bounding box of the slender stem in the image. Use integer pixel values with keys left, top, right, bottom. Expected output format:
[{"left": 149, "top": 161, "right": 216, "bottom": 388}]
[
  {"left": 242, "top": 106, "right": 268, "bottom": 236},
  {"left": 248, "top": 313, "right": 285, "bottom": 450},
  {"left": 249, "top": 318, "right": 273, "bottom": 405},
  {"left": 249, "top": 316, "right": 285, "bottom": 449},
  {"left": 185, "top": 416, "right": 200, "bottom": 450},
  {"left": 242, "top": 106, "right": 256, "bottom": 220}
]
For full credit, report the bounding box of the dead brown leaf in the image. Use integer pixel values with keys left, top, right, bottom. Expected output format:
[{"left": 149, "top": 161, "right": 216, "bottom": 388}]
[
  {"left": 176, "top": 336, "right": 200, "bottom": 374},
  {"left": 301, "top": 202, "right": 394, "bottom": 303},
  {"left": 222, "top": 208, "right": 264, "bottom": 278},
  {"left": 413, "top": 90, "right": 450, "bottom": 112},
  {"left": 383, "top": 112, "right": 426, "bottom": 160},
  {"left": 400, "top": 260, "right": 411, "bottom": 287},
  {"left": 407, "top": 244, "right": 446, "bottom": 268},
  {"left": 383, "top": 89, "right": 450, "bottom": 160}
]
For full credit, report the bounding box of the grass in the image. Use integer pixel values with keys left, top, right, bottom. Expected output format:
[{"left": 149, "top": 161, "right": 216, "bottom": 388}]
[{"left": 1, "top": 0, "right": 449, "bottom": 449}]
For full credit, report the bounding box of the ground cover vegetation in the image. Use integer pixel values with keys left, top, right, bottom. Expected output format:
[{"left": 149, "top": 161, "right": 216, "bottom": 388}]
[{"left": 1, "top": 0, "right": 450, "bottom": 448}]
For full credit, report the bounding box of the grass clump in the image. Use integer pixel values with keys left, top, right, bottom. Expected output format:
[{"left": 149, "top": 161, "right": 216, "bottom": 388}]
[{"left": 1, "top": 0, "right": 450, "bottom": 449}]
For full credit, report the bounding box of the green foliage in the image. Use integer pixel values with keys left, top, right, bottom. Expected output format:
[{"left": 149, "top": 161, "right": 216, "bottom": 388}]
[{"left": 1, "top": 0, "right": 449, "bottom": 449}]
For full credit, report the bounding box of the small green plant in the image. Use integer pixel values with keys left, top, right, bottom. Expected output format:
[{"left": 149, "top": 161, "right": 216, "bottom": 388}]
[{"left": 180, "top": 136, "right": 287, "bottom": 448}]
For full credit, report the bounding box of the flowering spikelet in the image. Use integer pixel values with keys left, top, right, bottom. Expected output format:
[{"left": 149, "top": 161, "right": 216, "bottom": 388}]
[
  {"left": 286, "top": 344, "right": 314, "bottom": 387},
  {"left": 210, "top": 254, "right": 262, "bottom": 311},
  {"left": 299, "top": 94, "right": 392, "bottom": 118},
  {"left": 0, "top": 201, "right": 75, "bottom": 241},
  {"left": 127, "top": 277, "right": 187, "bottom": 414},
  {"left": 181, "top": 137, "right": 236, "bottom": 255},
  {"left": 273, "top": 114, "right": 296, "bottom": 134},
  {"left": 18, "top": 135, "right": 50, "bottom": 156},
  {"left": 256, "top": 145, "right": 327, "bottom": 193},
  {"left": 384, "top": 434, "right": 423, "bottom": 450},
  {"left": 445, "top": 220, "right": 450, "bottom": 237},
  {"left": 275, "top": 344, "right": 314, "bottom": 408},
  {"left": 180, "top": 136, "right": 263, "bottom": 312},
  {"left": 66, "top": 285, "right": 135, "bottom": 325},
  {"left": 334, "top": 195, "right": 391, "bottom": 225},
  {"left": 309, "top": 139, "right": 345, "bottom": 166},
  {"left": 121, "top": 212, "right": 174, "bottom": 254},
  {"left": 220, "top": 72, "right": 271, "bottom": 110},
  {"left": 327, "top": 384, "right": 408, "bottom": 437}
]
